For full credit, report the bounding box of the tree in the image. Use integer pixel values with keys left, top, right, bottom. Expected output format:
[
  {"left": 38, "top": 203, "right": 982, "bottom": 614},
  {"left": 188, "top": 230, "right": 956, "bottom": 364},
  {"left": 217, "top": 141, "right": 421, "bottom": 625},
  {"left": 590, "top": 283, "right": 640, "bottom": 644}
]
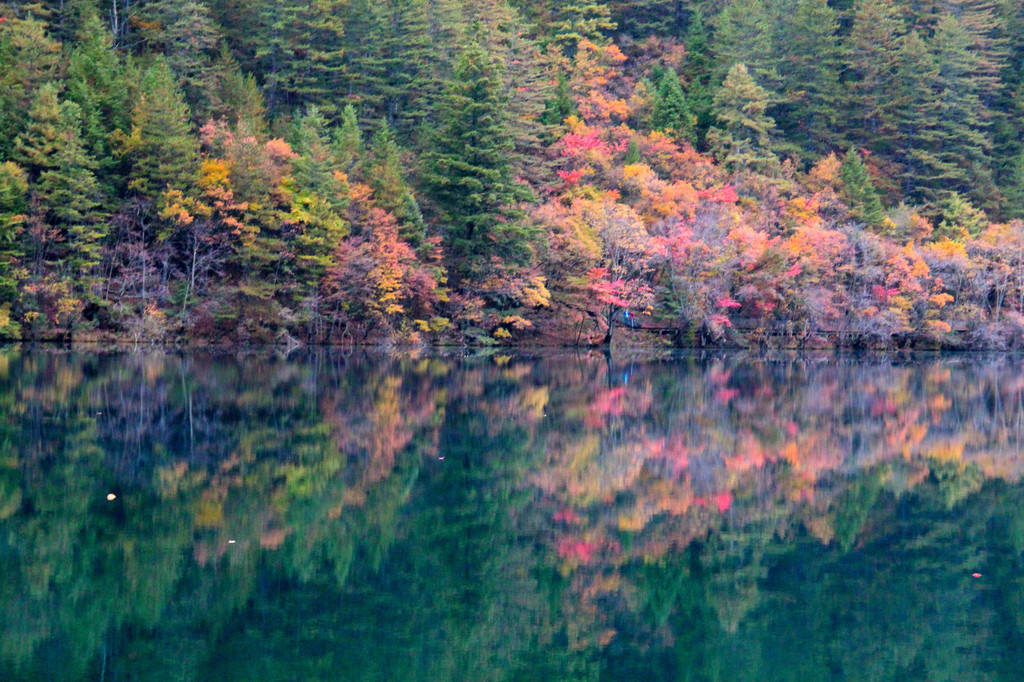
[
  {"left": 15, "top": 84, "right": 107, "bottom": 286},
  {"left": 712, "top": 0, "right": 778, "bottom": 89},
  {"left": 0, "top": 163, "right": 28, "bottom": 337},
  {"left": 843, "top": 0, "right": 903, "bottom": 153},
  {"left": 422, "top": 43, "right": 534, "bottom": 276},
  {"left": 125, "top": 59, "right": 199, "bottom": 198},
  {"left": 367, "top": 123, "right": 426, "bottom": 246},
  {"left": 840, "top": 148, "right": 884, "bottom": 228},
  {"left": 707, "top": 64, "right": 780, "bottom": 177},
  {"left": 773, "top": 0, "right": 843, "bottom": 156},
  {"left": 650, "top": 68, "right": 695, "bottom": 144},
  {"left": 64, "top": 9, "right": 134, "bottom": 193},
  {"left": 153, "top": 0, "right": 224, "bottom": 118},
  {"left": 0, "top": 14, "right": 62, "bottom": 159},
  {"left": 552, "top": 2, "right": 617, "bottom": 53}
]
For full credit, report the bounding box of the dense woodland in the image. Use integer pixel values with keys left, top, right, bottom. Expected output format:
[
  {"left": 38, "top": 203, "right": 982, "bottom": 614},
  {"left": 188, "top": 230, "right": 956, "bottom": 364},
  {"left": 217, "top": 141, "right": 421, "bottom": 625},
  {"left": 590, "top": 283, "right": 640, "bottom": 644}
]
[{"left": 1, "top": 0, "right": 1024, "bottom": 347}]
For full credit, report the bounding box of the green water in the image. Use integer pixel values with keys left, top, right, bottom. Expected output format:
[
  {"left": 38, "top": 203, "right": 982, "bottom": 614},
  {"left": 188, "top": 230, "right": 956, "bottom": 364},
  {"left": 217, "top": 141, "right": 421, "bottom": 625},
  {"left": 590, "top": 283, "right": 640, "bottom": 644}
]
[{"left": 1, "top": 349, "right": 1023, "bottom": 681}]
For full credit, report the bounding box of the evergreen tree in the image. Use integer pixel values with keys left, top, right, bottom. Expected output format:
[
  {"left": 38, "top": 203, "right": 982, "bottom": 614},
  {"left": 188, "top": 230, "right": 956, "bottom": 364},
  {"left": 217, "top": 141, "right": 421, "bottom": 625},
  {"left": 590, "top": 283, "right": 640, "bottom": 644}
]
[
  {"left": 291, "top": 106, "right": 348, "bottom": 211},
  {"left": 15, "top": 86, "right": 106, "bottom": 283},
  {"left": 368, "top": 123, "right": 426, "bottom": 246},
  {"left": 843, "top": 0, "right": 903, "bottom": 152},
  {"left": 344, "top": 0, "right": 435, "bottom": 134},
  {"left": 125, "top": 59, "right": 199, "bottom": 198},
  {"left": 0, "top": 162, "right": 28, "bottom": 338},
  {"left": 707, "top": 63, "right": 780, "bottom": 176},
  {"left": 210, "top": 49, "right": 268, "bottom": 135},
  {"left": 840, "top": 148, "right": 884, "bottom": 227},
  {"left": 712, "top": 0, "right": 778, "bottom": 89},
  {"left": 255, "top": 0, "right": 347, "bottom": 116},
  {"left": 422, "top": 43, "right": 534, "bottom": 273},
  {"left": 65, "top": 9, "right": 134, "bottom": 193},
  {"left": 0, "top": 15, "right": 62, "bottom": 159},
  {"left": 774, "top": 0, "right": 843, "bottom": 156},
  {"left": 334, "top": 104, "right": 364, "bottom": 173},
  {"left": 650, "top": 68, "right": 695, "bottom": 143},
  {"left": 611, "top": 0, "right": 692, "bottom": 40},
  {"left": 153, "top": 0, "right": 224, "bottom": 119},
  {"left": 552, "top": 2, "right": 617, "bottom": 53},
  {"left": 682, "top": 9, "right": 715, "bottom": 147}
]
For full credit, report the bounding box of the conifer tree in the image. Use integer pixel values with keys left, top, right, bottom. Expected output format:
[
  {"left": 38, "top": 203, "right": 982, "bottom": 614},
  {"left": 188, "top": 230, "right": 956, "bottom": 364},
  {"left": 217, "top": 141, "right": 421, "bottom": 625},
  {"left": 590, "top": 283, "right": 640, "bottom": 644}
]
[
  {"left": 707, "top": 63, "right": 780, "bottom": 176},
  {"left": 125, "top": 60, "right": 199, "bottom": 198},
  {"left": 552, "top": 2, "right": 617, "bottom": 53},
  {"left": 840, "top": 148, "right": 884, "bottom": 227},
  {"left": 15, "top": 86, "right": 106, "bottom": 281},
  {"left": 422, "top": 43, "right": 533, "bottom": 272},
  {"left": 843, "top": 0, "right": 903, "bottom": 152},
  {"left": 0, "top": 162, "right": 28, "bottom": 338},
  {"left": 611, "top": 0, "right": 691, "bottom": 39},
  {"left": 774, "top": 0, "right": 843, "bottom": 156},
  {"left": 682, "top": 9, "right": 715, "bottom": 146},
  {"left": 334, "top": 104, "right": 364, "bottom": 173},
  {"left": 650, "top": 68, "right": 695, "bottom": 144},
  {"left": 210, "top": 49, "right": 268, "bottom": 135},
  {"left": 154, "top": 0, "right": 223, "bottom": 119},
  {"left": 712, "top": 0, "right": 778, "bottom": 89},
  {"left": 291, "top": 106, "right": 348, "bottom": 211},
  {"left": 65, "top": 9, "right": 134, "bottom": 192},
  {"left": 368, "top": 123, "right": 426, "bottom": 246},
  {"left": 0, "top": 15, "right": 62, "bottom": 159}
]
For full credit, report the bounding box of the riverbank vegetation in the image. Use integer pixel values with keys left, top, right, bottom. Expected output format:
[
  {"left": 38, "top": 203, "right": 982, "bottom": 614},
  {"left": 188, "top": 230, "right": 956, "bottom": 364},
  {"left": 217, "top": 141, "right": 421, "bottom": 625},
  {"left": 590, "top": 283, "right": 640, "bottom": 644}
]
[{"left": 1, "top": 0, "right": 1024, "bottom": 347}]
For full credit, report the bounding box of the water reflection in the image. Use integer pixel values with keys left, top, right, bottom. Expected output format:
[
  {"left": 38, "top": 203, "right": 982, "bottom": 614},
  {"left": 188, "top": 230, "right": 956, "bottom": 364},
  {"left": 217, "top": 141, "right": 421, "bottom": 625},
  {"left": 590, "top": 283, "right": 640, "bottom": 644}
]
[{"left": 1, "top": 349, "right": 1022, "bottom": 680}]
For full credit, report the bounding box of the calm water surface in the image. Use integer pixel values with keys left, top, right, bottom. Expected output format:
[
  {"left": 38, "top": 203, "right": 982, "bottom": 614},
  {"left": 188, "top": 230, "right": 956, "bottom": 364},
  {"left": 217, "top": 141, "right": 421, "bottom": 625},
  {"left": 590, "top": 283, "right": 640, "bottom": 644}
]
[{"left": 1, "top": 349, "right": 1023, "bottom": 681}]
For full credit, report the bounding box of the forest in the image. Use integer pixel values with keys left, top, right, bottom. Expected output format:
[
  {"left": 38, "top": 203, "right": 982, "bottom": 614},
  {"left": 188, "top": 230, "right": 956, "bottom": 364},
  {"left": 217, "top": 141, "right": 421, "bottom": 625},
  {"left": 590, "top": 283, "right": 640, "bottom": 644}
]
[{"left": 1, "top": 0, "right": 1024, "bottom": 348}]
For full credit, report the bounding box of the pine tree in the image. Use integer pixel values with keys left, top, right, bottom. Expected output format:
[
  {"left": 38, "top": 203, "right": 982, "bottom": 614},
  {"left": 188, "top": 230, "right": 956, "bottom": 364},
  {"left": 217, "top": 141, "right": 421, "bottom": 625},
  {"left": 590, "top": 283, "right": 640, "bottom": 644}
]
[
  {"left": 125, "top": 59, "right": 199, "bottom": 198},
  {"left": 210, "top": 49, "right": 268, "bottom": 135},
  {"left": 552, "top": 2, "right": 617, "bottom": 53},
  {"left": 65, "top": 9, "right": 134, "bottom": 193},
  {"left": 774, "top": 0, "right": 843, "bottom": 156},
  {"left": 650, "top": 68, "right": 695, "bottom": 143},
  {"left": 840, "top": 148, "right": 884, "bottom": 227},
  {"left": 153, "top": 0, "right": 223, "bottom": 119},
  {"left": 611, "top": 0, "right": 691, "bottom": 40},
  {"left": 707, "top": 63, "right": 780, "bottom": 176},
  {"left": 712, "top": 0, "right": 778, "bottom": 89},
  {"left": 368, "top": 122, "right": 425, "bottom": 246},
  {"left": 0, "top": 15, "right": 62, "bottom": 159},
  {"left": 255, "top": 0, "right": 347, "bottom": 116},
  {"left": 15, "top": 86, "right": 106, "bottom": 281},
  {"left": 334, "top": 104, "right": 364, "bottom": 173},
  {"left": 0, "top": 162, "right": 28, "bottom": 338},
  {"left": 843, "top": 0, "right": 903, "bottom": 152},
  {"left": 682, "top": 9, "right": 715, "bottom": 147},
  {"left": 422, "top": 43, "right": 534, "bottom": 273},
  {"left": 291, "top": 106, "right": 348, "bottom": 211}
]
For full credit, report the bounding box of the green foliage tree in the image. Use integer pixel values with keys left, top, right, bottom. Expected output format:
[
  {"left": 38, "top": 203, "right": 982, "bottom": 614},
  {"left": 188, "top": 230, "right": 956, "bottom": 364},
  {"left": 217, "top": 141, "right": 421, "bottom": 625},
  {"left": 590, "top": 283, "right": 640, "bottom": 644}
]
[
  {"left": 774, "top": 0, "right": 843, "bottom": 156},
  {"left": 422, "top": 43, "right": 535, "bottom": 274},
  {"left": 0, "top": 14, "right": 62, "bottom": 160},
  {"left": 64, "top": 9, "right": 134, "bottom": 193},
  {"left": 125, "top": 59, "right": 199, "bottom": 198},
  {"left": 707, "top": 63, "right": 780, "bottom": 176},
  {"left": 368, "top": 123, "right": 426, "bottom": 246},
  {"left": 840, "top": 148, "right": 884, "bottom": 228},
  {"left": 0, "top": 163, "right": 28, "bottom": 337},
  {"left": 552, "top": 2, "right": 617, "bottom": 53},
  {"left": 650, "top": 68, "right": 695, "bottom": 144}
]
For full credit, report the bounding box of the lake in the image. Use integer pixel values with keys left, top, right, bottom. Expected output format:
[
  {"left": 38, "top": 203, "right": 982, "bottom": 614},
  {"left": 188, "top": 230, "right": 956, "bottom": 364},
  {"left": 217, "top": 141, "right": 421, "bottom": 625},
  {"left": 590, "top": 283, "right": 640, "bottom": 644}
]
[{"left": 1, "top": 348, "right": 1023, "bottom": 681}]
